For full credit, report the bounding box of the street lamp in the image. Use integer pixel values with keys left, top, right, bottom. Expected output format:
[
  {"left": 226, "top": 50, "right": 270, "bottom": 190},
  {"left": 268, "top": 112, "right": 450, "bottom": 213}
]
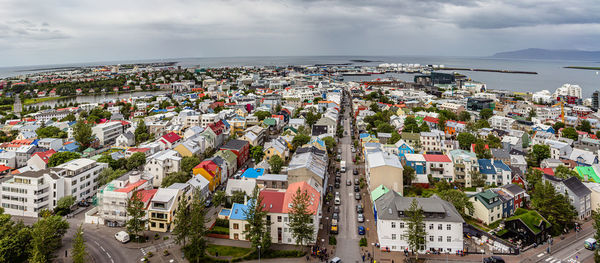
[{"left": 258, "top": 245, "right": 261, "bottom": 263}]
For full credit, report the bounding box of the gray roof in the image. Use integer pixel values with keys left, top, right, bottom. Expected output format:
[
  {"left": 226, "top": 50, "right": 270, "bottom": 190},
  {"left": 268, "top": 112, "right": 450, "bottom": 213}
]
[
  {"left": 563, "top": 176, "right": 592, "bottom": 197},
  {"left": 375, "top": 191, "right": 464, "bottom": 223}
]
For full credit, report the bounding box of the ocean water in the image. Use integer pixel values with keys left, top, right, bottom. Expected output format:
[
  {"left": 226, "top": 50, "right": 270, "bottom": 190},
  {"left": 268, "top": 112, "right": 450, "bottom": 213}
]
[{"left": 1, "top": 56, "right": 599, "bottom": 97}]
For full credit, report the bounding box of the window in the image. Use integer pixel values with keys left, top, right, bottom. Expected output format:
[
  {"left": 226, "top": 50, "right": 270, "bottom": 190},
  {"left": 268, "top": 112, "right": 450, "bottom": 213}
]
[
  {"left": 391, "top": 222, "right": 396, "bottom": 228},
  {"left": 233, "top": 223, "right": 239, "bottom": 230},
  {"left": 447, "top": 236, "right": 451, "bottom": 242},
  {"left": 438, "top": 224, "right": 442, "bottom": 230},
  {"left": 429, "top": 224, "right": 433, "bottom": 230},
  {"left": 278, "top": 216, "right": 282, "bottom": 222},
  {"left": 429, "top": 236, "right": 433, "bottom": 242},
  {"left": 392, "top": 234, "right": 396, "bottom": 240},
  {"left": 399, "top": 222, "right": 404, "bottom": 228},
  {"left": 447, "top": 224, "right": 451, "bottom": 230},
  {"left": 438, "top": 236, "right": 442, "bottom": 242}
]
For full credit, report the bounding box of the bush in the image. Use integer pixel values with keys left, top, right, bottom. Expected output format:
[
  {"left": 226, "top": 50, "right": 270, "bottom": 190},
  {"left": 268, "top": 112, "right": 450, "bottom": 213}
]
[
  {"left": 329, "top": 236, "right": 337, "bottom": 245},
  {"left": 359, "top": 237, "right": 367, "bottom": 247},
  {"left": 215, "top": 218, "right": 229, "bottom": 227},
  {"left": 147, "top": 252, "right": 153, "bottom": 257},
  {"left": 163, "top": 236, "right": 169, "bottom": 240},
  {"left": 242, "top": 249, "right": 305, "bottom": 260}
]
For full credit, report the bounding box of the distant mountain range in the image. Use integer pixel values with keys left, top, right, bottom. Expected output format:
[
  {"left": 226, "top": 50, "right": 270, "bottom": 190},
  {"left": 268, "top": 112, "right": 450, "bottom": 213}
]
[{"left": 492, "top": 48, "right": 600, "bottom": 61}]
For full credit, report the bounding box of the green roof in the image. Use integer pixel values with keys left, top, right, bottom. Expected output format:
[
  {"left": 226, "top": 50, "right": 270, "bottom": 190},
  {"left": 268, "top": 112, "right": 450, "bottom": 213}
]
[
  {"left": 576, "top": 166, "right": 599, "bottom": 182},
  {"left": 506, "top": 208, "right": 550, "bottom": 234},
  {"left": 371, "top": 185, "right": 391, "bottom": 201},
  {"left": 263, "top": 118, "right": 277, "bottom": 126}
]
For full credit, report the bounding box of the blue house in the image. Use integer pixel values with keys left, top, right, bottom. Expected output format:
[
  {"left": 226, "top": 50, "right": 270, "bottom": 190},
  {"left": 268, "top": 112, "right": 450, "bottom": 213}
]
[
  {"left": 495, "top": 189, "right": 515, "bottom": 218},
  {"left": 532, "top": 124, "right": 555, "bottom": 134},
  {"left": 395, "top": 139, "right": 414, "bottom": 159},
  {"left": 59, "top": 142, "right": 80, "bottom": 152},
  {"left": 404, "top": 154, "right": 426, "bottom": 175},
  {"left": 241, "top": 168, "right": 265, "bottom": 179},
  {"left": 478, "top": 159, "right": 512, "bottom": 186}
]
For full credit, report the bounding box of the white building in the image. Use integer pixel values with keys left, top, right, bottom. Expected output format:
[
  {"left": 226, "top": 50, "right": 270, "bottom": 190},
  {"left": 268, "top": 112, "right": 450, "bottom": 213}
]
[
  {"left": 92, "top": 121, "right": 123, "bottom": 146},
  {"left": 489, "top": 116, "right": 516, "bottom": 130},
  {"left": 553, "top": 83, "right": 582, "bottom": 99},
  {"left": 375, "top": 192, "right": 464, "bottom": 253},
  {"left": 94, "top": 171, "right": 154, "bottom": 226},
  {"left": 145, "top": 150, "right": 182, "bottom": 187}
]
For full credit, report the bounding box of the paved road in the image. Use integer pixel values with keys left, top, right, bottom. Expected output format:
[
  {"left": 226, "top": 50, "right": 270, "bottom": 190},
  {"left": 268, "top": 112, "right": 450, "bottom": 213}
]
[
  {"left": 532, "top": 233, "right": 594, "bottom": 263},
  {"left": 334, "top": 96, "right": 362, "bottom": 262}
]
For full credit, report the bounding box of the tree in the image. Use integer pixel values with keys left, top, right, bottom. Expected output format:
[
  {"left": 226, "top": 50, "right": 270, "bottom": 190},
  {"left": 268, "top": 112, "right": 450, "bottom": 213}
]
[
  {"left": 457, "top": 132, "right": 476, "bottom": 150},
  {"left": 554, "top": 165, "right": 579, "bottom": 179},
  {"left": 173, "top": 195, "right": 191, "bottom": 248},
  {"left": 474, "top": 141, "right": 491, "bottom": 159},
  {"left": 418, "top": 123, "right": 430, "bottom": 132},
  {"left": 577, "top": 120, "right": 592, "bottom": 133},
  {"left": 135, "top": 120, "right": 151, "bottom": 144},
  {"left": 470, "top": 170, "right": 486, "bottom": 188},
  {"left": 73, "top": 120, "right": 93, "bottom": 151},
  {"left": 458, "top": 111, "right": 471, "bottom": 122},
  {"left": 36, "top": 126, "right": 66, "bottom": 138},
  {"left": 126, "top": 152, "right": 146, "bottom": 170},
  {"left": 562, "top": 127, "right": 579, "bottom": 141},
  {"left": 389, "top": 131, "right": 402, "bottom": 144},
  {"left": 181, "top": 156, "right": 201, "bottom": 174},
  {"left": 126, "top": 191, "right": 147, "bottom": 241},
  {"left": 61, "top": 113, "right": 76, "bottom": 122},
  {"left": 474, "top": 119, "right": 490, "bottom": 129},
  {"left": 48, "top": 152, "right": 81, "bottom": 167},
  {"left": 552, "top": 122, "right": 565, "bottom": 132},
  {"left": 531, "top": 181, "right": 577, "bottom": 235},
  {"left": 30, "top": 215, "right": 69, "bottom": 263},
  {"left": 527, "top": 144, "right": 550, "bottom": 167},
  {"left": 183, "top": 191, "right": 208, "bottom": 263},
  {"left": 403, "top": 199, "right": 426, "bottom": 260},
  {"left": 369, "top": 102, "right": 380, "bottom": 113},
  {"left": 54, "top": 195, "right": 76, "bottom": 215},
  {"left": 402, "top": 116, "right": 420, "bottom": 133},
  {"left": 0, "top": 208, "right": 33, "bottom": 262},
  {"left": 526, "top": 168, "right": 543, "bottom": 190},
  {"left": 305, "top": 111, "right": 321, "bottom": 127},
  {"left": 162, "top": 171, "right": 192, "bottom": 187},
  {"left": 322, "top": 136, "right": 337, "bottom": 155},
  {"left": 403, "top": 166, "right": 415, "bottom": 186},
  {"left": 243, "top": 187, "right": 271, "bottom": 255},
  {"left": 254, "top": 111, "right": 271, "bottom": 121},
  {"left": 72, "top": 224, "right": 87, "bottom": 263},
  {"left": 486, "top": 134, "right": 502, "bottom": 149},
  {"left": 212, "top": 190, "right": 226, "bottom": 207},
  {"left": 480, "top": 108, "right": 493, "bottom": 120},
  {"left": 292, "top": 134, "right": 310, "bottom": 150},
  {"left": 269, "top": 155, "right": 283, "bottom": 174},
  {"left": 250, "top": 146, "right": 265, "bottom": 163},
  {"left": 438, "top": 189, "right": 474, "bottom": 218},
  {"left": 288, "top": 188, "right": 315, "bottom": 247}
]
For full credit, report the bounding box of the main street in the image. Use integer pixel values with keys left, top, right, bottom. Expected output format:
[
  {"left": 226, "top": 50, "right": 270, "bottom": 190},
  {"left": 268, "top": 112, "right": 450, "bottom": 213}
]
[{"left": 334, "top": 93, "right": 362, "bottom": 262}]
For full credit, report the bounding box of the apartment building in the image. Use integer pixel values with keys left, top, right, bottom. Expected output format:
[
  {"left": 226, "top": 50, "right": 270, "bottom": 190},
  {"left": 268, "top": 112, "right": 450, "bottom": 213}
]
[
  {"left": 92, "top": 121, "right": 124, "bottom": 146},
  {"left": 145, "top": 150, "right": 182, "bottom": 187},
  {"left": 95, "top": 171, "right": 154, "bottom": 226}
]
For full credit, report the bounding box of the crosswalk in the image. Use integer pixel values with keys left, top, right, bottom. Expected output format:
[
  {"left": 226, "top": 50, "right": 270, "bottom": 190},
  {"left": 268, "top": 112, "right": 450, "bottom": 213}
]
[{"left": 537, "top": 252, "right": 580, "bottom": 263}]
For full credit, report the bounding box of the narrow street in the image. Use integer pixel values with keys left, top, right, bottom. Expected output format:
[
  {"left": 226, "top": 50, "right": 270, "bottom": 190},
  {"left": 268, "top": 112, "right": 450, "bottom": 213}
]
[{"left": 334, "top": 94, "right": 362, "bottom": 262}]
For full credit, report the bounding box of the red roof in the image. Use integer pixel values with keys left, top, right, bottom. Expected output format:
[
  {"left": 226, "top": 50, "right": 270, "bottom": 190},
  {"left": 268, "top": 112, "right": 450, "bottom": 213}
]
[
  {"left": 161, "top": 132, "right": 181, "bottom": 144},
  {"left": 259, "top": 190, "right": 286, "bottom": 213},
  {"left": 534, "top": 167, "right": 554, "bottom": 176},
  {"left": 423, "top": 154, "right": 451, "bottom": 162},
  {"left": 282, "top": 182, "right": 320, "bottom": 214},
  {"left": 195, "top": 160, "right": 219, "bottom": 175},
  {"left": 423, "top": 116, "right": 439, "bottom": 124},
  {"left": 0, "top": 165, "right": 11, "bottom": 172},
  {"left": 127, "top": 147, "right": 150, "bottom": 153},
  {"left": 133, "top": 189, "right": 158, "bottom": 204},
  {"left": 31, "top": 149, "right": 56, "bottom": 164},
  {"left": 115, "top": 179, "right": 148, "bottom": 193}
]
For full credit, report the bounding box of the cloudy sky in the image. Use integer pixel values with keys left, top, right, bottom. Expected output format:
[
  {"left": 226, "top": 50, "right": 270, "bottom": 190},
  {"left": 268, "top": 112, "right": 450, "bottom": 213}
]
[{"left": 1, "top": 0, "right": 599, "bottom": 67}]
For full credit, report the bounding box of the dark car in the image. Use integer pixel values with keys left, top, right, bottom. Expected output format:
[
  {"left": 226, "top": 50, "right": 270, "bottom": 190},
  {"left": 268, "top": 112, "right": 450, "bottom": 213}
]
[
  {"left": 335, "top": 182, "right": 340, "bottom": 189},
  {"left": 335, "top": 177, "right": 341, "bottom": 184},
  {"left": 328, "top": 184, "right": 333, "bottom": 193},
  {"left": 358, "top": 226, "right": 365, "bottom": 235},
  {"left": 356, "top": 204, "right": 364, "bottom": 213},
  {"left": 354, "top": 192, "right": 361, "bottom": 200},
  {"left": 483, "top": 256, "right": 505, "bottom": 263},
  {"left": 354, "top": 178, "right": 359, "bottom": 185},
  {"left": 204, "top": 199, "right": 212, "bottom": 208},
  {"left": 353, "top": 169, "right": 358, "bottom": 175},
  {"left": 354, "top": 185, "right": 360, "bottom": 192},
  {"left": 332, "top": 212, "right": 339, "bottom": 220}
]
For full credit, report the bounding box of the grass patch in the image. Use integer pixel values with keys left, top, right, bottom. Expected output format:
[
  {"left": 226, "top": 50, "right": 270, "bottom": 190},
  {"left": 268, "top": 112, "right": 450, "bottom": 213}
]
[
  {"left": 505, "top": 208, "right": 550, "bottom": 234},
  {"left": 209, "top": 225, "right": 230, "bottom": 235},
  {"left": 23, "top": 96, "right": 71, "bottom": 105},
  {"left": 465, "top": 217, "right": 491, "bottom": 232},
  {"left": 206, "top": 244, "right": 252, "bottom": 258}
]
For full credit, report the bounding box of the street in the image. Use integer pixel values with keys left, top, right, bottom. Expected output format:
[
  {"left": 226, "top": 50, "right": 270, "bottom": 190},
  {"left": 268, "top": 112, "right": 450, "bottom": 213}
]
[
  {"left": 334, "top": 95, "right": 363, "bottom": 262},
  {"left": 530, "top": 234, "right": 594, "bottom": 263}
]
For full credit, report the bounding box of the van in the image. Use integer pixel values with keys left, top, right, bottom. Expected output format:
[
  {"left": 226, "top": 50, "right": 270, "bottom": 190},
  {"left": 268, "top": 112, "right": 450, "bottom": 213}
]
[
  {"left": 330, "top": 256, "right": 342, "bottom": 263},
  {"left": 115, "top": 231, "right": 130, "bottom": 243},
  {"left": 334, "top": 196, "right": 341, "bottom": 205},
  {"left": 585, "top": 238, "right": 597, "bottom": 250}
]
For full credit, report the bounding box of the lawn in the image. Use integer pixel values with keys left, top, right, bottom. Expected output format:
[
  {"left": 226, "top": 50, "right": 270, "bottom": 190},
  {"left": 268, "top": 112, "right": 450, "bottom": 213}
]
[
  {"left": 209, "top": 225, "right": 230, "bottom": 235},
  {"left": 206, "top": 244, "right": 252, "bottom": 258},
  {"left": 465, "top": 217, "right": 491, "bottom": 231},
  {"left": 23, "top": 96, "right": 71, "bottom": 105}
]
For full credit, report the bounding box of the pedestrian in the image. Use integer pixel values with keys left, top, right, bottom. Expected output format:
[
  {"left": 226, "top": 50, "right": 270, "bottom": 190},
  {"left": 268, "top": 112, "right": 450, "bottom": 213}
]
[{"left": 362, "top": 253, "right": 365, "bottom": 262}]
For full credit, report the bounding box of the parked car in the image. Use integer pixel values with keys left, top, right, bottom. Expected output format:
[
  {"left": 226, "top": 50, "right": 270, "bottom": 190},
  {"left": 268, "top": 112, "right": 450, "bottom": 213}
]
[
  {"left": 334, "top": 206, "right": 340, "bottom": 213},
  {"left": 204, "top": 199, "right": 212, "bottom": 208},
  {"left": 334, "top": 196, "right": 341, "bottom": 205},
  {"left": 357, "top": 213, "right": 364, "bottom": 223},
  {"left": 332, "top": 212, "right": 339, "bottom": 220},
  {"left": 346, "top": 179, "right": 352, "bottom": 186},
  {"left": 353, "top": 169, "right": 358, "bottom": 175},
  {"left": 330, "top": 256, "right": 342, "bottom": 263},
  {"left": 335, "top": 182, "right": 340, "bottom": 189},
  {"left": 115, "top": 231, "right": 130, "bottom": 243},
  {"left": 354, "top": 178, "right": 359, "bottom": 185},
  {"left": 358, "top": 226, "right": 365, "bottom": 235},
  {"left": 335, "top": 177, "right": 341, "bottom": 183},
  {"left": 483, "top": 256, "right": 505, "bottom": 263},
  {"left": 356, "top": 204, "right": 363, "bottom": 213},
  {"left": 354, "top": 185, "right": 360, "bottom": 192},
  {"left": 355, "top": 193, "right": 361, "bottom": 200}
]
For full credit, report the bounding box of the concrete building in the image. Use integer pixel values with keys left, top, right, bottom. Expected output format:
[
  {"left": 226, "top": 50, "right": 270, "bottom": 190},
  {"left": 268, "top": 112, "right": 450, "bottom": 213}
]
[
  {"left": 92, "top": 122, "right": 123, "bottom": 146},
  {"left": 145, "top": 150, "right": 182, "bottom": 187},
  {"left": 365, "top": 149, "right": 403, "bottom": 195}
]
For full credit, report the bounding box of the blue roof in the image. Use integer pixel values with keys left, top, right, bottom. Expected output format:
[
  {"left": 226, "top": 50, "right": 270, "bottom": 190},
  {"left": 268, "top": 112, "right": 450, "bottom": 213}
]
[
  {"left": 60, "top": 142, "right": 80, "bottom": 152},
  {"left": 493, "top": 160, "right": 511, "bottom": 171},
  {"left": 221, "top": 119, "right": 230, "bottom": 128},
  {"left": 229, "top": 202, "right": 251, "bottom": 220},
  {"left": 31, "top": 139, "right": 40, "bottom": 146},
  {"left": 478, "top": 159, "right": 496, "bottom": 174},
  {"left": 359, "top": 133, "right": 371, "bottom": 139},
  {"left": 219, "top": 209, "right": 231, "bottom": 216},
  {"left": 241, "top": 168, "right": 265, "bottom": 179},
  {"left": 310, "top": 137, "right": 325, "bottom": 148},
  {"left": 151, "top": 109, "right": 168, "bottom": 113},
  {"left": 68, "top": 121, "right": 77, "bottom": 126}
]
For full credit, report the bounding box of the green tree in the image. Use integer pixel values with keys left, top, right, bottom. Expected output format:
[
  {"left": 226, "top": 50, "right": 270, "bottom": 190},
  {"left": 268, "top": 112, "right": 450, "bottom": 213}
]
[
  {"left": 531, "top": 181, "right": 577, "bottom": 235},
  {"left": 73, "top": 120, "right": 93, "bottom": 151},
  {"left": 526, "top": 168, "right": 543, "bottom": 190},
  {"left": 134, "top": 120, "right": 151, "bottom": 144},
  {"left": 562, "top": 127, "right": 579, "bottom": 141},
  {"left": 552, "top": 122, "right": 565, "bottom": 132},
  {"left": 243, "top": 187, "right": 271, "bottom": 255},
  {"left": 61, "top": 113, "right": 76, "bottom": 122},
  {"left": 322, "top": 136, "right": 337, "bottom": 155},
  {"left": 0, "top": 208, "right": 32, "bottom": 262},
  {"left": 438, "top": 189, "right": 474, "bottom": 218},
  {"left": 269, "top": 155, "right": 283, "bottom": 173},
  {"left": 554, "top": 165, "right": 579, "bottom": 179},
  {"left": 458, "top": 111, "right": 471, "bottom": 122},
  {"left": 577, "top": 120, "right": 592, "bottom": 133},
  {"left": 292, "top": 134, "right": 310, "bottom": 150},
  {"left": 126, "top": 152, "right": 146, "bottom": 170},
  {"left": 36, "top": 126, "right": 67, "bottom": 138},
  {"left": 30, "top": 215, "right": 69, "bottom": 263},
  {"left": 54, "top": 195, "right": 76, "bottom": 215},
  {"left": 527, "top": 144, "right": 550, "bottom": 167},
  {"left": 304, "top": 111, "right": 321, "bottom": 127},
  {"left": 71, "top": 224, "right": 87, "bottom": 263},
  {"left": 480, "top": 108, "right": 493, "bottom": 120},
  {"left": 254, "top": 111, "right": 271, "bottom": 121},
  {"left": 231, "top": 190, "right": 247, "bottom": 205},
  {"left": 403, "top": 199, "right": 426, "bottom": 259},
  {"left": 288, "top": 188, "right": 315, "bottom": 246},
  {"left": 173, "top": 195, "right": 191, "bottom": 247},
  {"left": 457, "top": 132, "right": 476, "bottom": 150},
  {"left": 403, "top": 166, "right": 415, "bottom": 186},
  {"left": 183, "top": 191, "right": 208, "bottom": 263},
  {"left": 486, "top": 134, "right": 502, "bottom": 149},
  {"left": 470, "top": 170, "right": 486, "bottom": 187},
  {"left": 418, "top": 122, "right": 430, "bottom": 132},
  {"left": 402, "top": 116, "right": 420, "bottom": 133},
  {"left": 212, "top": 190, "right": 226, "bottom": 207},
  {"left": 474, "top": 119, "right": 490, "bottom": 129},
  {"left": 474, "top": 141, "right": 491, "bottom": 159},
  {"left": 126, "top": 191, "right": 147, "bottom": 241},
  {"left": 250, "top": 146, "right": 265, "bottom": 163},
  {"left": 389, "top": 131, "right": 402, "bottom": 144},
  {"left": 181, "top": 156, "right": 201, "bottom": 174},
  {"left": 48, "top": 152, "right": 81, "bottom": 167}
]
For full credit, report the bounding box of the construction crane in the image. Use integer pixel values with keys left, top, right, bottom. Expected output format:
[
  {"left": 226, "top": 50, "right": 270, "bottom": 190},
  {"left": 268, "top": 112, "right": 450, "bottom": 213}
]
[{"left": 552, "top": 100, "right": 565, "bottom": 124}]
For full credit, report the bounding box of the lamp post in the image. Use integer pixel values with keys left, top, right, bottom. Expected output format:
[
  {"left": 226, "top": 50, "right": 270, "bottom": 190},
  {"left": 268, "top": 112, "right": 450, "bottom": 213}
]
[{"left": 258, "top": 245, "right": 261, "bottom": 263}]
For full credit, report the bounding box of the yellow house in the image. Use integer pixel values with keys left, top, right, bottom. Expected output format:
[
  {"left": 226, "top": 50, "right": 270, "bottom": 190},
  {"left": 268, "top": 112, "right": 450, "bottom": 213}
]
[
  {"left": 193, "top": 160, "right": 222, "bottom": 192},
  {"left": 148, "top": 188, "right": 184, "bottom": 232},
  {"left": 264, "top": 139, "right": 288, "bottom": 161},
  {"left": 173, "top": 141, "right": 202, "bottom": 157},
  {"left": 235, "top": 108, "right": 248, "bottom": 117}
]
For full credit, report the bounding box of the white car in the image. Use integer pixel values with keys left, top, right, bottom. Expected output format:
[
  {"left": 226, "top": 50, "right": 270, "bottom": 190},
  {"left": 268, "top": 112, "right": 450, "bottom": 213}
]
[
  {"left": 115, "top": 231, "right": 130, "bottom": 243},
  {"left": 357, "top": 213, "right": 364, "bottom": 223},
  {"left": 334, "top": 196, "right": 341, "bottom": 205}
]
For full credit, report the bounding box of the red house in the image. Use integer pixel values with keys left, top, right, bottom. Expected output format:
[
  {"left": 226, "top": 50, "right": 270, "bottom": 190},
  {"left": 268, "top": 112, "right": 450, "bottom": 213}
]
[
  {"left": 159, "top": 132, "right": 182, "bottom": 149},
  {"left": 501, "top": 184, "right": 526, "bottom": 209},
  {"left": 219, "top": 139, "right": 249, "bottom": 167}
]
